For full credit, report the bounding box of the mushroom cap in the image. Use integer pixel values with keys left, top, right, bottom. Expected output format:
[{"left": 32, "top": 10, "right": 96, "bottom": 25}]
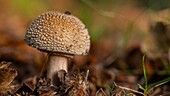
[{"left": 25, "top": 11, "right": 90, "bottom": 55}]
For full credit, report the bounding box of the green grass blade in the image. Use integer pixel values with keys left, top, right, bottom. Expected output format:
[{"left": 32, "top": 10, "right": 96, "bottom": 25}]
[
  {"left": 142, "top": 55, "right": 148, "bottom": 90},
  {"left": 106, "top": 83, "right": 114, "bottom": 95},
  {"left": 138, "top": 84, "right": 145, "bottom": 91},
  {"left": 148, "top": 77, "right": 170, "bottom": 90}
]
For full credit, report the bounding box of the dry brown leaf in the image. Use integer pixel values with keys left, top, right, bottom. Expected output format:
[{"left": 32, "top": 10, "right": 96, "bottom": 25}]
[{"left": 0, "top": 61, "right": 18, "bottom": 95}]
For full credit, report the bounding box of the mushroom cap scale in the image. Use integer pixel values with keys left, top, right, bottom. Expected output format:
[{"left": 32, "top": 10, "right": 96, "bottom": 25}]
[{"left": 25, "top": 11, "right": 90, "bottom": 55}]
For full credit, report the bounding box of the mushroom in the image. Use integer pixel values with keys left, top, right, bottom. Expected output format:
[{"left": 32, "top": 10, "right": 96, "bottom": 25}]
[{"left": 24, "top": 11, "right": 90, "bottom": 84}]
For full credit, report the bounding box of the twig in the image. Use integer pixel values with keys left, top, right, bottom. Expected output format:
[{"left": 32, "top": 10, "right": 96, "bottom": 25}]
[
  {"left": 84, "top": 70, "right": 89, "bottom": 83},
  {"left": 113, "top": 82, "right": 146, "bottom": 96},
  {"left": 117, "top": 85, "right": 146, "bottom": 96},
  {"left": 96, "top": 88, "right": 107, "bottom": 96}
]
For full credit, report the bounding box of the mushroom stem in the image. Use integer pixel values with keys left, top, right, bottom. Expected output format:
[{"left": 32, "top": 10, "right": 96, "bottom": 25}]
[{"left": 47, "top": 55, "right": 68, "bottom": 83}]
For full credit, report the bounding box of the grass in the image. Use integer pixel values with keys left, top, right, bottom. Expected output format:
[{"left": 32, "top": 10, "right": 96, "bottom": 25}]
[
  {"left": 105, "top": 55, "right": 170, "bottom": 95},
  {"left": 106, "top": 83, "right": 115, "bottom": 95},
  {"left": 138, "top": 55, "right": 170, "bottom": 95}
]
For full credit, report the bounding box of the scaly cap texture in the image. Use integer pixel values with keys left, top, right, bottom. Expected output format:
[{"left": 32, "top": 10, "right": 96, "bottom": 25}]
[{"left": 25, "top": 11, "right": 90, "bottom": 55}]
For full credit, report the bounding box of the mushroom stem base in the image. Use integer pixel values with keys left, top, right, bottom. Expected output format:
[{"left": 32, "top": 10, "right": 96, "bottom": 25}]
[{"left": 47, "top": 55, "right": 68, "bottom": 84}]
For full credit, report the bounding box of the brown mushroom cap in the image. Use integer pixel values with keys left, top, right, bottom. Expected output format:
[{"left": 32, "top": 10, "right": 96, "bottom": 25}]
[{"left": 25, "top": 11, "right": 90, "bottom": 55}]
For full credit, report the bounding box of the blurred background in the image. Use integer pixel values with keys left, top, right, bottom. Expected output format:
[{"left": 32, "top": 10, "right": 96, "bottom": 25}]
[{"left": 0, "top": 0, "right": 170, "bottom": 95}]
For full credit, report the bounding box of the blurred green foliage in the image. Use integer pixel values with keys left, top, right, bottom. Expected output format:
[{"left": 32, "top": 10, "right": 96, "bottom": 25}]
[
  {"left": 10, "top": 0, "right": 48, "bottom": 19},
  {"left": 78, "top": 1, "right": 107, "bottom": 42},
  {"left": 7, "top": 0, "right": 170, "bottom": 42},
  {"left": 90, "top": 24, "right": 106, "bottom": 42}
]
